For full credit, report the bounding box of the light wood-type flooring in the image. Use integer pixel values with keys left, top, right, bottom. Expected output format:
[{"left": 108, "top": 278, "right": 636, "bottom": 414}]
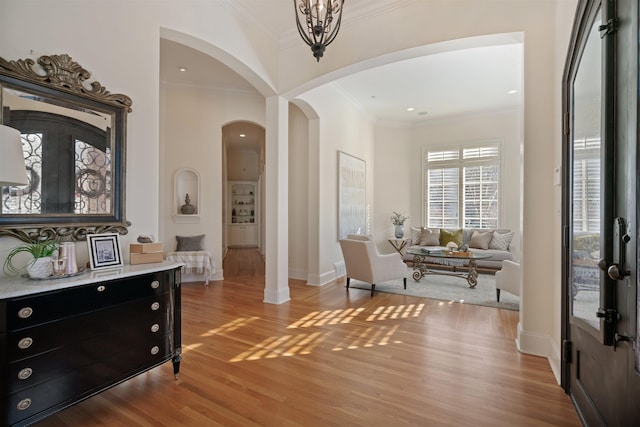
[{"left": 38, "top": 248, "right": 581, "bottom": 426}]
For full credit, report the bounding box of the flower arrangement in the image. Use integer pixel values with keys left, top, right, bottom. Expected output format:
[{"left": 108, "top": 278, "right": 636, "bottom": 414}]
[{"left": 390, "top": 211, "right": 408, "bottom": 226}]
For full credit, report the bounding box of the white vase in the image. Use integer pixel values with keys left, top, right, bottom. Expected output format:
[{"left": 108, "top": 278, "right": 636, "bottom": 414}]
[
  {"left": 394, "top": 224, "right": 404, "bottom": 238},
  {"left": 27, "top": 256, "right": 53, "bottom": 279}
]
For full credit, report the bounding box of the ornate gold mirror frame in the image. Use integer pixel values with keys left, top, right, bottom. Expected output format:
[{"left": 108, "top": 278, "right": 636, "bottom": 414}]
[{"left": 0, "top": 54, "right": 132, "bottom": 242}]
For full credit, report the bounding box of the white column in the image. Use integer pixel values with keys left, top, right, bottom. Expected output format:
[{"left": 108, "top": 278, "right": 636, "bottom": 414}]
[{"left": 264, "top": 96, "right": 291, "bottom": 304}]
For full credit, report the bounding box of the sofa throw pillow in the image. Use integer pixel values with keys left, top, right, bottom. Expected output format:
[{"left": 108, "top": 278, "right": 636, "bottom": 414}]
[
  {"left": 469, "top": 230, "right": 494, "bottom": 249},
  {"left": 489, "top": 230, "right": 514, "bottom": 251},
  {"left": 410, "top": 227, "right": 422, "bottom": 245},
  {"left": 439, "top": 229, "right": 463, "bottom": 247},
  {"left": 176, "top": 234, "right": 205, "bottom": 251},
  {"left": 419, "top": 227, "right": 440, "bottom": 246}
]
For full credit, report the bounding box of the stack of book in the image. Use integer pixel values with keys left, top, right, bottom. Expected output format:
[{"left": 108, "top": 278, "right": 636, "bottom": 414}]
[{"left": 130, "top": 242, "right": 164, "bottom": 265}]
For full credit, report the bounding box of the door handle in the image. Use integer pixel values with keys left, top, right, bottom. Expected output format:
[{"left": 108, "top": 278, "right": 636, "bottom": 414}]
[
  {"left": 607, "top": 264, "right": 628, "bottom": 280},
  {"left": 599, "top": 258, "right": 628, "bottom": 280},
  {"left": 598, "top": 217, "right": 631, "bottom": 281}
]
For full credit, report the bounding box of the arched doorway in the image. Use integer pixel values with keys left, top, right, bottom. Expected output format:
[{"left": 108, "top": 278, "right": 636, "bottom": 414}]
[{"left": 222, "top": 121, "right": 265, "bottom": 278}]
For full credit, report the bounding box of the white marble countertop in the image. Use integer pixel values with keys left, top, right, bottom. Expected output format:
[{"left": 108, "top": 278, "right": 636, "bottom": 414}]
[{"left": 0, "top": 261, "right": 185, "bottom": 299}]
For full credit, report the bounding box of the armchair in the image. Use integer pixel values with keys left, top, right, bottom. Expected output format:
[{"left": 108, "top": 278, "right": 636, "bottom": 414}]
[
  {"left": 495, "top": 260, "right": 521, "bottom": 302},
  {"left": 338, "top": 235, "right": 407, "bottom": 296}
]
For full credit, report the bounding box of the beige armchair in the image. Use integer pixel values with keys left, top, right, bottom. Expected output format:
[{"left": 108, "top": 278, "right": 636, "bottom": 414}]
[
  {"left": 495, "top": 260, "right": 521, "bottom": 302},
  {"left": 338, "top": 235, "right": 407, "bottom": 296}
]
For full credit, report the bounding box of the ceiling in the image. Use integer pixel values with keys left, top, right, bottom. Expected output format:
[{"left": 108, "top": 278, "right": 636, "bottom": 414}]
[{"left": 160, "top": 1, "right": 522, "bottom": 150}]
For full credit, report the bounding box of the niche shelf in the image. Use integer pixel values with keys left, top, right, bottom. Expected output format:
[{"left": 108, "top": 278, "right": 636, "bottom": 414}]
[{"left": 173, "top": 167, "right": 201, "bottom": 223}]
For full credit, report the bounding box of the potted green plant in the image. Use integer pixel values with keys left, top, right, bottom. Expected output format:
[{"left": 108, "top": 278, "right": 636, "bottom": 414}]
[{"left": 3, "top": 240, "right": 58, "bottom": 278}]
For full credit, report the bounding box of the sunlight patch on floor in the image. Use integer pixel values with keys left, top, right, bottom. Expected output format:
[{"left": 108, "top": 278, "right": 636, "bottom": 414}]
[
  {"left": 200, "top": 316, "right": 260, "bottom": 337},
  {"left": 288, "top": 307, "right": 365, "bottom": 328},
  {"left": 366, "top": 303, "right": 425, "bottom": 321},
  {"left": 229, "top": 331, "right": 331, "bottom": 362}
]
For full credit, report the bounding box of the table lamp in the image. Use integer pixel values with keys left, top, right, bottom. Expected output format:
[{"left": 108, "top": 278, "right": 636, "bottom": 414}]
[{"left": 0, "top": 124, "right": 28, "bottom": 186}]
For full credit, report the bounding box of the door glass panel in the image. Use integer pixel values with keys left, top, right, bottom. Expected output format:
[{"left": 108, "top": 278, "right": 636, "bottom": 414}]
[{"left": 571, "top": 8, "right": 601, "bottom": 329}]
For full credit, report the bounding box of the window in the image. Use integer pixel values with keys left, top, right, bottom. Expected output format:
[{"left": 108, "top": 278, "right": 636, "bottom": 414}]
[
  {"left": 572, "top": 137, "right": 600, "bottom": 233},
  {"left": 424, "top": 143, "right": 500, "bottom": 228}
]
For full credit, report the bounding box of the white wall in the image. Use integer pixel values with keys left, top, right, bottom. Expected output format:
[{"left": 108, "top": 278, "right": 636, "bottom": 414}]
[
  {"left": 227, "top": 151, "right": 260, "bottom": 182},
  {"left": 373, "top": 123, "right": 414, "bottom": 251},
  {"left": 296, "top": 84, "right": 375, "bottom": 285},
  {"left": 288, "top": 104, "right": 309, "bottom": 280}
]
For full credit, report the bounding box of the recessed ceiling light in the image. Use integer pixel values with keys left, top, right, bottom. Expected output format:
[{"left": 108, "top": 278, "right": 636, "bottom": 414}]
[
  {"left": 507, "top": 90, "right": 518, "bottom": 94},
  {"left": 179, "top": 67, "right": 187, "bottom": 72},
  {"left": 239, "top": 134, "right": 246, "bottom": 138},
  {"left": 407, "top": 107, "right": 415, "bottom": 112}
]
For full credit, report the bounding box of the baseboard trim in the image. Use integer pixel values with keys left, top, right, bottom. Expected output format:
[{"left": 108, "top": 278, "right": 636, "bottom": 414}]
[
  {"left": 263, "top": 287, "right": 291, "bottom": 304},
  {"left": 548, "top": 339, "right": 562, "bottom": 384},
  {"left": 307, "top": 270, "right": 337, "bottom": 286},
  {"left": 517, "top": 323, "right": 561, "bottom": 384},
  {"left": 288, "top": 268, "right": 307, "bottom": 281}
]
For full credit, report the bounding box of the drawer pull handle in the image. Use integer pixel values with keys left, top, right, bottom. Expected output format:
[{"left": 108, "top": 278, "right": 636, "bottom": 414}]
[
  {"left": 17, "top": 398, "right": 31, "bottom": 411},
  {"left": 151, "top": 323, "right": 160, "bottom": 333},
  {"left": 18, "top": 307, "right": 33, "bottom": 319},
  {"left": 18, "top": 337, "right": 33, "bottom": 350},
  {"left": 151, "top": 280, "right": 160, "bottom": 289},
  {"left": 151, "top": 302, "right": 160, "bottom": 311},
  {"left": 18, "top": 368, "right": 33, "bottom": 380},
  {"left": 151, "top": 346, "right": 159, "bottom": 355},
  {"left": 97, "top": 285, "right": 106, "bottom": 292}
]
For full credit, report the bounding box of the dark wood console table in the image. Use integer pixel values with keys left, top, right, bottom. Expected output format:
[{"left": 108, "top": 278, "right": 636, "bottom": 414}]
[{"left": 0, "top": 262, "right": 183, "bottom": 426}]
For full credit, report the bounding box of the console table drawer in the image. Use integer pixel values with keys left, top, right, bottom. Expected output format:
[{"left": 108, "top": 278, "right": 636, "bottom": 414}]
[
  {"left": 6, "top": 293, "right": 171, "bottom": 363},
  {"left": 6, "top": 271, "right": 171, "bottom": 330},
  {"left": 7, "top": 326, "right": 171, "bottom": 394},
  {"left": 4, "top": 338, "right": 171, "bottom": 426}
]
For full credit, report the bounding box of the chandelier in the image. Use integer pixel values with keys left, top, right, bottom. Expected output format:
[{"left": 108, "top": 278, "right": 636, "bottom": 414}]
[{"left": 294, "top": 0, "right": 345, "bottom": 62}]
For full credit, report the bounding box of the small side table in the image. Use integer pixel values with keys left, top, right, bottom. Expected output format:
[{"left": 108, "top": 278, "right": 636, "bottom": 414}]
[{"left": 388, "top": 238, "right": 410, "bottom": 255}]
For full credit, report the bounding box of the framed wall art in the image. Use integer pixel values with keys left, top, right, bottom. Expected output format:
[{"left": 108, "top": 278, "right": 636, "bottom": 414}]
[
  {"left": 87, "top": 233, "right": 123, "bottom": 270},
  {"left": 337, "top": 151, "right": 366, "bottom": 239}
]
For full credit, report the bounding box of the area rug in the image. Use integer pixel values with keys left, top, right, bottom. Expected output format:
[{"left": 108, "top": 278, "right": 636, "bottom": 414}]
[{"left": 348, "top": 267, "right": 519, "bottom": 311}]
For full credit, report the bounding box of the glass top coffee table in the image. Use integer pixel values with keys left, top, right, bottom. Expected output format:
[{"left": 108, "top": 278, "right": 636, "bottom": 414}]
[{"left": 406, "top": 248, "right": 491, "bottom": 288}]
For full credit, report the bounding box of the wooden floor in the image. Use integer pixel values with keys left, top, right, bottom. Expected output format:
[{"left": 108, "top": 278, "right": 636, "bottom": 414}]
[{"left": 39, "top": 248, "right": 581, "bottom": 426}]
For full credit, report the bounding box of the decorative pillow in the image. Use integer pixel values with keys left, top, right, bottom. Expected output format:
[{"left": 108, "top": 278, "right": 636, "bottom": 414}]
[
  {"left": 409, "top": 227, "right": 422, "bottom": 245},
  {"left": 176, "top": 234, "right": 205, "bottom": 251},
  {"left": 469, "top": 230, "right": 494, "bottom": 249},
  {"left": 439, "top": 229, "right": 463, "bottom": 247},
  {"left": 420, "top": 227, "right": 440, "bottom": 246},
  {"left": 489, "top": 230, "right": 514, "bottom": 251}
]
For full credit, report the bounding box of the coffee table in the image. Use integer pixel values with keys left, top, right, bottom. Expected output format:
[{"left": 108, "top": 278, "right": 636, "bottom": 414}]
[{"left": 407, "top": 248, "right": 491, "bottom": 288}]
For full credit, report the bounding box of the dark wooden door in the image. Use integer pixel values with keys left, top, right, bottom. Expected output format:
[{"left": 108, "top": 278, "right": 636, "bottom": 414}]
[{"left": 562, "top": 1, "right": 640, "bottom": 425}]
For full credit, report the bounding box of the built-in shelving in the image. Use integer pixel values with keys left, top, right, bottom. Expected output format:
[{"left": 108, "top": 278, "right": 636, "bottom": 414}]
[{"left": 228, "top": 181, "right": 258, "bottom": 247}]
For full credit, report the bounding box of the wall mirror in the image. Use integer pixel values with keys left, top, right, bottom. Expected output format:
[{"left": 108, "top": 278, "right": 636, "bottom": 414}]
[{"left": 0, "top": 54, "right": 132, "bottom": 242}]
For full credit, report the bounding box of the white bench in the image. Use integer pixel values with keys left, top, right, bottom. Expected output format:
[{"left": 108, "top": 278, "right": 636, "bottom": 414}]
[{"left": 165, "top": 251, "right": 215, "bottom": 285}]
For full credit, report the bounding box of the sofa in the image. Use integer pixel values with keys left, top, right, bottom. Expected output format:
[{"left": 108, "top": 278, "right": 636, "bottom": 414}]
[{"left": 402, "top": 227, "right": 516, "bottom": 273}]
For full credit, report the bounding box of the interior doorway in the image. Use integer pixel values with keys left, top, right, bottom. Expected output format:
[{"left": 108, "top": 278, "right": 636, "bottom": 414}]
[{"left": 222, "top": 121, "right": 265, "bottom": 256}]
